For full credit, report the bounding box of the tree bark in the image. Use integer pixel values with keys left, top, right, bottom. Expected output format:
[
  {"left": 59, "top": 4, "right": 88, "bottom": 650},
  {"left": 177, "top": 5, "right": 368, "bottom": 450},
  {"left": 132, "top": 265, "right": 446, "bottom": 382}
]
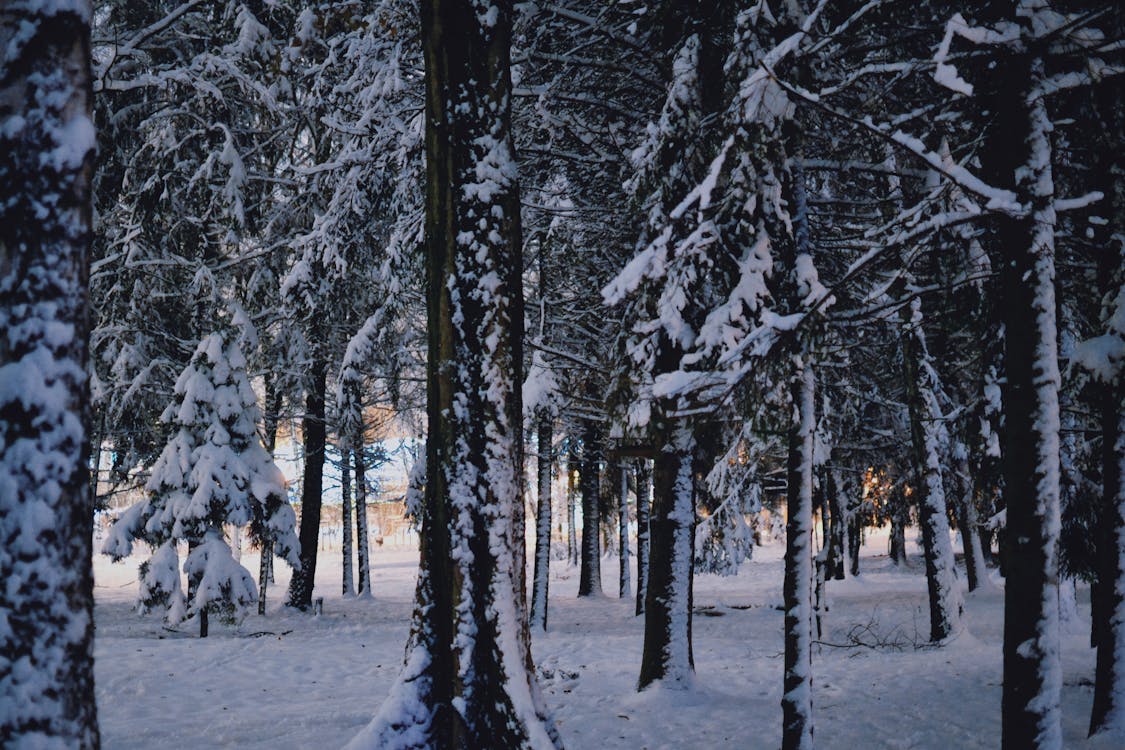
[
  {"left": 989, "top": 52, "right": 1063, "bottom": 750},
  {"left": 341, "top": 441, "right": 354, "bottom": 597},
  {"left": 0, "top": 2, "right": 100, "bottom": 743},
  {"left": 899, "top": 297, "right": 963, "bottom": 641},
  {"left": 636, "top": 459, "right": 652, "bottom": 615},
  {"left": 288, "top": 359, "right": 327, "bottom": 610},
  {"left": 1089, "top": 73, "right": 1125, "bottom": 736},
  {"left": 355, "top": 445, "right": 372, "bottom": 598},
  {"left": 638, "top": 430, "right": 696, "bottom": 689},
  {"left": 348, "top": 1, "right": 559, "bottom": 745},
  {"left": 567, "top": 448, "right": 578, "bottom": 567},
  {"left": 782, "top": 360, "right": 815, "bottom": 750},
  {"left": 578, "top": 420, "right": 603, "bottom": 597},
  {"left": 618, "top": 462, "right": 631, "bottom": 599},
  {"left": 530, "top": 413, "right": 553, "bottom": 630}
]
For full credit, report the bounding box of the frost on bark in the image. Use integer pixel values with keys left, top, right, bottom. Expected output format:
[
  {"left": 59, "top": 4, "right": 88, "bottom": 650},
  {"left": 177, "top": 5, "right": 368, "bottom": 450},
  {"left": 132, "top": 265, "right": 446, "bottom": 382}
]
[
  {"left": 578, "top": 419, "right": 603, "bottom": 597},
  {"left": 288, "top": 359, "right": 328, "bottom": 610},
  {"left": 530, "top": 413, "right": 553, "bottom": 630},
  {"left": 990, "top": 54, "right": 1062, "bottom": 750},
  {"left": 638, "top": 431, "right": 696, "bottom": 689},
  {"left": 899, "top": 297, "right": 963, "bottom": 641},
  {"left": 346, "top": 1, "right": 559, "bottom": 747},
  {"left": 0, "top": 0, "right": 100, "bottom": 744},
  {"left": 782, "top": 360, "right": 815, "bottom": 750},
  {"left": 618, "top": 462, "right": 631, "bottom": 599},
  {"left": 635, "top": 459, "right": 652, "bottom": 616}
]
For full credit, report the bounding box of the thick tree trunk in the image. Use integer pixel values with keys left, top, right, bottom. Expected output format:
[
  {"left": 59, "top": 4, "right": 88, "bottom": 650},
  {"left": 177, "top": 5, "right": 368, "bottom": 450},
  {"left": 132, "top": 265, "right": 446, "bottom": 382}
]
[
  {"left": 1089, "top": 77, "right": 1125, "bottom": 733},
  {"left": 355, "top": 445, "right": 372, "bottom": 598},
  {"left": 992, "top": 54, "right": 1063, "bottom": 750},
  {"left": 341, "top": 442, "right": 354, "bottom": 597},
  {"left": 782, "top": 360, "right": 815, "bottom": 750},
  {"left": 638, "top": 430, "right": 696, "bottom": 689},
  {"left": 347, "top": 1, "right": 559, "bottom": 746},
  {"left": 1091, "top": 375, "right": 1125, "bottom": 736},
  {"left": 288, "top": 359, "right": 327, "bottom": 610},
  {"left": 899, "top": 298, "right": 963, "bottom": 641},
  {"left": 635, "top": 459, "right": 652, "bottom": 615},
  {"left": 578, "top": 420, "right": 603, "bottom": 597},
  {"left": 530, "top": 413, "right": 553, "bottom": 630},
  {"left": 0, "top": 2, "right": 100, "bottom": 743},
  {"left": 618, "top": 462, "right": 631, "bottom": 598}
]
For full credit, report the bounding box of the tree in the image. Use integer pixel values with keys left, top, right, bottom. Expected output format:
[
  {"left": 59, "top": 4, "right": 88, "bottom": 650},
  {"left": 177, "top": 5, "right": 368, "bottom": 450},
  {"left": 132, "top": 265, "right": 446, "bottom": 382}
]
[
  {"left": 346, "top": 0, "right": 560, "bottom": 746},
  {"left": 0, "top": 0, "right": 100, "bottom": 742},
  {"left": 104, "top": 332, "right": 300, "bottom": 636}
]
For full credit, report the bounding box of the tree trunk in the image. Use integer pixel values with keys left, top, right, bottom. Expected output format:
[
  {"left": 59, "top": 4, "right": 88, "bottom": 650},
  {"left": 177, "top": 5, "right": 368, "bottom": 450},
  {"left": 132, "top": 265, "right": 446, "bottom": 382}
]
[
  {"left": 530, "top": 413, "right": 553, "bottom": 630},
  {"left": 954, "top": 450, "right": 990, "bottom": 592},
  {"left": 990, "top": 53, "right": 1063, "bottom": 750},
  {"left": 782, "top": 360, "right": 815, "bottom": 750},
  {"left": 355, "top": 445, "right": 372, "bottom": 599},
  {"left": 348, "top": 1, "right": 559, "bottom": 745},
  {"left": 288, "top": 359, "right": 327, "bottom": 610},
  {"left": 826, "top": 471, "right": 846, "bottom": 580},
  {"left": 849, "top": 512, "right": 863, "bottom": 576},
  {"left": 1091, "top": 374, "right": 1125, "bottom": 736},
  {"left": 567, "top": 448, "right": 578, "bottom": 567},
  {"left": 0, "top": 2, "right": 100, "bottom": 742},
  {"left": 341, "top": 441, "right": 354, "bottom": 597},
  {"left": 578, "top": 420, "right": 603, "bottom": 597},
  {"left": 1089, "top": 75, "right": 1125, "bottom": 735},
  {"left": 899, "top": 297, "right": 963, "bottom": 641},
  {"left": 636, "top": 460, "right": 652, "bottom": 615},
  {"left": 618, "top": 462, "right": 631, "bottom": 599},
  {"left": 638, "top": 430, "right": 696, "bottom": 689}
]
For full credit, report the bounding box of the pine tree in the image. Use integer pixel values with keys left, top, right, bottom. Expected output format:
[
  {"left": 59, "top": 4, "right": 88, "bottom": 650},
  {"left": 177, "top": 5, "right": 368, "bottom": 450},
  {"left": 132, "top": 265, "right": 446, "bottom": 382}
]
[
  {"left": 104, "top": 332, "right": 299, "bottom": 635},
  {"left": 347, "top": 1, "right": 560, "bottom": 746}
]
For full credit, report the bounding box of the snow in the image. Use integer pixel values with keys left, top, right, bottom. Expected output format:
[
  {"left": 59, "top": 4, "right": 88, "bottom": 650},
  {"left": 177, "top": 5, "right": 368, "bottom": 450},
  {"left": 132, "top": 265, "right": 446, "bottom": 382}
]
[{"left": 90, "top": 530, "right": 1123, "bottom": 749}]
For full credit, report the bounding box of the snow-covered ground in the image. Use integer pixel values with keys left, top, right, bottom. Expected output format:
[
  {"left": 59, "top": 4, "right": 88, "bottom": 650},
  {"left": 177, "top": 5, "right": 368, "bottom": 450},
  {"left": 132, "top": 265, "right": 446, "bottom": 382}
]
[{"left": 94, "top": 530, "right": 1115, "bottom": 749}]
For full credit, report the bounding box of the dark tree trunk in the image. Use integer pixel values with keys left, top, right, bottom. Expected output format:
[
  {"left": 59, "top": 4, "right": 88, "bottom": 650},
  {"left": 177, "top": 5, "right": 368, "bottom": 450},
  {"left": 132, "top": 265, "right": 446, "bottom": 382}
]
[
  {"left": 636, "top": 459, "right": 652, "bottom": 615},
  {"left": 341, "top": 442, "right": 354, "bottom": 597},
  {"left": 638, "top": 430, "right": 696, "bottom": 689},
  {"left": 888, "top": 488, "right": 907, "bottom": 567},
  {"left": 986, "top": 51, "right": 1063, "bottom": 750},
  {"left": 355, "top": 445, "right": 372, "bottom": 598},
  {"left": 353, "top": 1, "right": 559, "bottom": 745},
  {"left": 288, "top": 359, "right": 327, "bottom": 610},
  {"left": 530, "top": 413, "right": 553, "bottom": 630},
  {"left": 782, "top": 361, "right": 815, "bottom": 750},
  {"left": 618, "top": 462, "right": 631, "bottom": 599},
  {"left": 567, "top": 448, "right": 578, "bottom": 567},
  {"left": 954, "top": 451, "right": 989, "bottom": 592},
  {"left": 578, "top": 420, "right": 603, "bottom": 597},
  {"left": 1089, "top": 74, "right": 1125, "bottom": 736},
  {"left": 849, "top": 514, "right": 863, "bottom": 576},
  {"left": 0, "top": 3, "right": 100, "bottom": 742},
  {"left": 826, "top": 471, "right": 846, "bottom": 580},
  {"left": 899, "top": 298, "right": 963, "bottom": 641}
]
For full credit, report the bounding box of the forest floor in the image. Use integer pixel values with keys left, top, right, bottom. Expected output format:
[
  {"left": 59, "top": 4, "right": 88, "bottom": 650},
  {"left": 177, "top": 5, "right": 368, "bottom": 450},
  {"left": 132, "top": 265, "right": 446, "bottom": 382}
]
[{"left": 93, "top": 528, "right": 1117, "bottom": 749}]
